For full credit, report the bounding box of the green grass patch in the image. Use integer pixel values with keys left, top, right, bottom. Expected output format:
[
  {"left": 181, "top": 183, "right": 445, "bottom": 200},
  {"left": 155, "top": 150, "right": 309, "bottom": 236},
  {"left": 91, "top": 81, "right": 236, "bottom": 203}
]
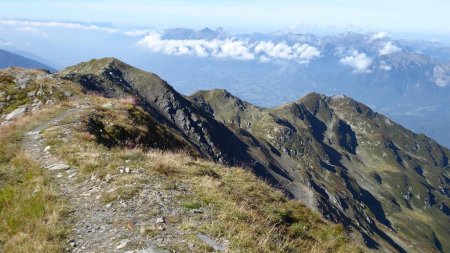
[
  {"left": 181, "top": 201, "right": 203, "bottom": 210},
  {"left": 0, "top": 107, "right": 68, "bottom": 252}
]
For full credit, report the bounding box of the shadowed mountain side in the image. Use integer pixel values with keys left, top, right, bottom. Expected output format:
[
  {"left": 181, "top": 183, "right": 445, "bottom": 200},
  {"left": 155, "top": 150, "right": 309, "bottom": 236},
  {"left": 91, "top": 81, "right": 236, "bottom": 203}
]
[{"left": 190, "top": 89, "right": 450, "bottom": 253}]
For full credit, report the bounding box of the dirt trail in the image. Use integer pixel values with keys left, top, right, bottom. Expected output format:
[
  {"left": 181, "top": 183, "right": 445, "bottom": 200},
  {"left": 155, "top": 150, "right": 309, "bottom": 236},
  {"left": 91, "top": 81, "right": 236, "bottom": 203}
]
[{"left": 21, "top": 106, "right": 170, "bottom": 253}]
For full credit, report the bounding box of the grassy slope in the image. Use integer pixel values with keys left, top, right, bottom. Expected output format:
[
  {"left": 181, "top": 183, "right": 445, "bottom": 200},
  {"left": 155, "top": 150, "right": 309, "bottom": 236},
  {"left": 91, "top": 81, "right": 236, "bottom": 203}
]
[
  {"left": 0, "top": 105, "right": 69, "bottom": 252},
  {"left": 190, "top": 90, "right": 450, "bottom": 253},
  {"left": 0, "top": 68, "right": 360, "bottom": 252},
  {"left": 0, "top": 69, "right": 82, "bottom": 252},
  {"left": 40, "top": 95, "right": 360, "bottom": 253}
]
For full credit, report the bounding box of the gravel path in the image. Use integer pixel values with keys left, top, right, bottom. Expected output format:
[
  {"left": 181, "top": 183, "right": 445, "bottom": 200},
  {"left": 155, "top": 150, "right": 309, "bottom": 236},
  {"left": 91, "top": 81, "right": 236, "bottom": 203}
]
[
  {"left": 21, "top": 106, "right": 171, "bottom": 253},
  {"left": 20, "top": 104, "right": 229, "bottom": 253}
]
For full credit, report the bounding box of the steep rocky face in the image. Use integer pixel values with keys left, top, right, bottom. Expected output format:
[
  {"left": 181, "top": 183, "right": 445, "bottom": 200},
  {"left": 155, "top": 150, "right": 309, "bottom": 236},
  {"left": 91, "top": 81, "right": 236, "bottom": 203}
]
[
  {"left": 190, "top": 90, "right": 450, "bottom": 253},
  {"left": 58, "top": 59, "right": 285, "bottom": 186},
  {"left": 60, "top": 59, "right": 232, "bottom": 161},
  {"left": 57, "top": 58, "right": 449, "bottom": 253}
]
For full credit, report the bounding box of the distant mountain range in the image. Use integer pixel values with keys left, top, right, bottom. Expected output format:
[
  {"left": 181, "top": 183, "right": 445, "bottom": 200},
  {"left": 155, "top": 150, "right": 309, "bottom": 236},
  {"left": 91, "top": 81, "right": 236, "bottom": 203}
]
[
  {"left": 1, "top": 25, "right": 449, "bottom": 148},
  {"left": 133, "top": 29, "right": 450, "bottom": 148},
  {"left": 0, "top": 49, "right": 55, "bottom": 71},
  {"left": 161, "top": 27, "right": 227, "bottom": 40}
]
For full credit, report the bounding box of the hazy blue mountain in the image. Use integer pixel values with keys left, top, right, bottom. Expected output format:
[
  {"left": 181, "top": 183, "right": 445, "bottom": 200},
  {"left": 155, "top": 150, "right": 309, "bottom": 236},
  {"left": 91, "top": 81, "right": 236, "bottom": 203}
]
[
  {"left": 12, "top": 50, "right": 58, "bottom": 70},
  {"left": 0, "top": 49, "right": 55, "bottom": 71},
  {"left": 161, "top": 27, "right": 226, "bottom": 40}
]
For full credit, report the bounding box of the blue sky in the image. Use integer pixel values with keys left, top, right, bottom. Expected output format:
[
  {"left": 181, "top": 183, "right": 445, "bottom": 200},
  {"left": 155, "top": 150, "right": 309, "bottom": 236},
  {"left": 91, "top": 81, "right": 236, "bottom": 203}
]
[{"left": 0, "top": 0, "right": 449, "bottom": 34}]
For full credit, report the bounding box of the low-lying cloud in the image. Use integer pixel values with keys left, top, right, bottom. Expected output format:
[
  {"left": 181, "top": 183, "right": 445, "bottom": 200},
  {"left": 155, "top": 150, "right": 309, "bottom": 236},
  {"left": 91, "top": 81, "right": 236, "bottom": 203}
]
[
  {"left": 433, "top": 65, "right": 450, "bottom": 87},
  {"left": 340, "top": 50, "right": 373, "bottom": 73},
  {"left": 368, "top": 31, "right": 387, "bottom": 42},
  {"left": 254, "top": 41, "right": 320, "bottom": 63},
  {"left": 137, "top": 33, "right": 255, "bottom": 60},
  {"left": 137, "top": 33, "right": 320, "bottom": 63},
  {"left": 379, "top": 41, "right": 402, "bottom": 55},
  {"left": 379, "top": 61, "right": 392, "bottom": 71},
  {"left": 123, "top": 29, "right": 154, "bottom": 36}
]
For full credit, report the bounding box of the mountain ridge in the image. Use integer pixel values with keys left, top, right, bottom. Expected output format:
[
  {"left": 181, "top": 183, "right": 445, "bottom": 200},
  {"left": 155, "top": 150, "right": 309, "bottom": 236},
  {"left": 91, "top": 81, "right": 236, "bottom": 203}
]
[
  {"left": 59, "top": 58, "right": 449, "bottom": 253},
  {"left": 2, "top": 57, "right": 448, "bottom": 252},
  {"left": 0, "top": 49, "right": 55, "bottom": 72},
  {"left": 192, "top": 88, "right": 450, "bottom": 252}
]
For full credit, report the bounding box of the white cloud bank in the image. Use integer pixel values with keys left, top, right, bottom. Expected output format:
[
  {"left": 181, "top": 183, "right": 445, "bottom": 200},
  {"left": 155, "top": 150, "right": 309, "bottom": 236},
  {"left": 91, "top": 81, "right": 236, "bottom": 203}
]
[
  {"left": 137, "top": 33, "right": 320, "bottom": 63},
  {"left": 340, "top": 50, "right": 373, "bottom": 73},
  {"left": 379, "top": 61, "right": 392, "bottom": 71},
  {"left": 433, "top": 65, "right": 450, "bottom": 87},
  {"left": 0, "top": 19, "right": 119, "bottom": 33},
  {"left": 254, "top": 41, "right": 320, "bottom": 63},
  {"left": 123, "top": 29, "right": 154, "bottom": 36},
  {"left": 0, "top": 18, "right": 155, "bottom": 37},
  {"left": 379, "top": 41, "right": 402, "bottom": 55},
  {"left": 368, "top": 32, "right": 387, "bottom": 42}
]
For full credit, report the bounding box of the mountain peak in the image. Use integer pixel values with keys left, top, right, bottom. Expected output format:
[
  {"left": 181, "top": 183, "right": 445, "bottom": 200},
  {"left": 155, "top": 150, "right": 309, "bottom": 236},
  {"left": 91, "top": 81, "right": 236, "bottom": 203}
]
[
  {"left": 193, "top": 88, "right": 233, "bottom": 98},
  {"left": 60, "top": 57, "right": 130, "bottom": 75},
  {"left": 190, "top": 88, "right": 256, "bottom": 110},
  {"left": 306, "top": 93, "right": 351, "bottom": 104},
  {"left": 58, "top": 57, "right": 178, "bottom": 103},
  {"left": 298, "top": 92, "right": 326, "bottom": 102},
  {"left": 162, "top": 27, "right": 225, "bottom": 40}
]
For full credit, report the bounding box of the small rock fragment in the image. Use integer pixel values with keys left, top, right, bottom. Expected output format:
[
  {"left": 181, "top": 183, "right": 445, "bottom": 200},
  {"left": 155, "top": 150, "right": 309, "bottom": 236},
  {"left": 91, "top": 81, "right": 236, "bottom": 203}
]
[
  {"left": 197, "top": 233, "right": 228, "bottom": 252},
  {"left": 116, "top": 239, "right": 129, "bottom": 249},
  {"left": 135, "top": 246, "right": 167, "bottom": 253},
  {"left": 45, "top": 163, "right": 70, "bottom": 171},
  {"left": 5, "top": 106, "right": 27, "bottom": 121},
  {"left": 68, "top": 239, "right": 76, "bottom": 248},
  {"left": 102, "top": 102, "right": 113, "bottom": 108},
  {"left": 155, "top": 217, "right": 166, "bottom": 224}
]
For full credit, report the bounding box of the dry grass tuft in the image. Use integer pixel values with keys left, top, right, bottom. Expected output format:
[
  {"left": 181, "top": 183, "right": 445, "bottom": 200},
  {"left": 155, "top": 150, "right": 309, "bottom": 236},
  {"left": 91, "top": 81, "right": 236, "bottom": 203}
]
[{"left": 0, "top": 105, "right": 69, "bottom": 252}]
